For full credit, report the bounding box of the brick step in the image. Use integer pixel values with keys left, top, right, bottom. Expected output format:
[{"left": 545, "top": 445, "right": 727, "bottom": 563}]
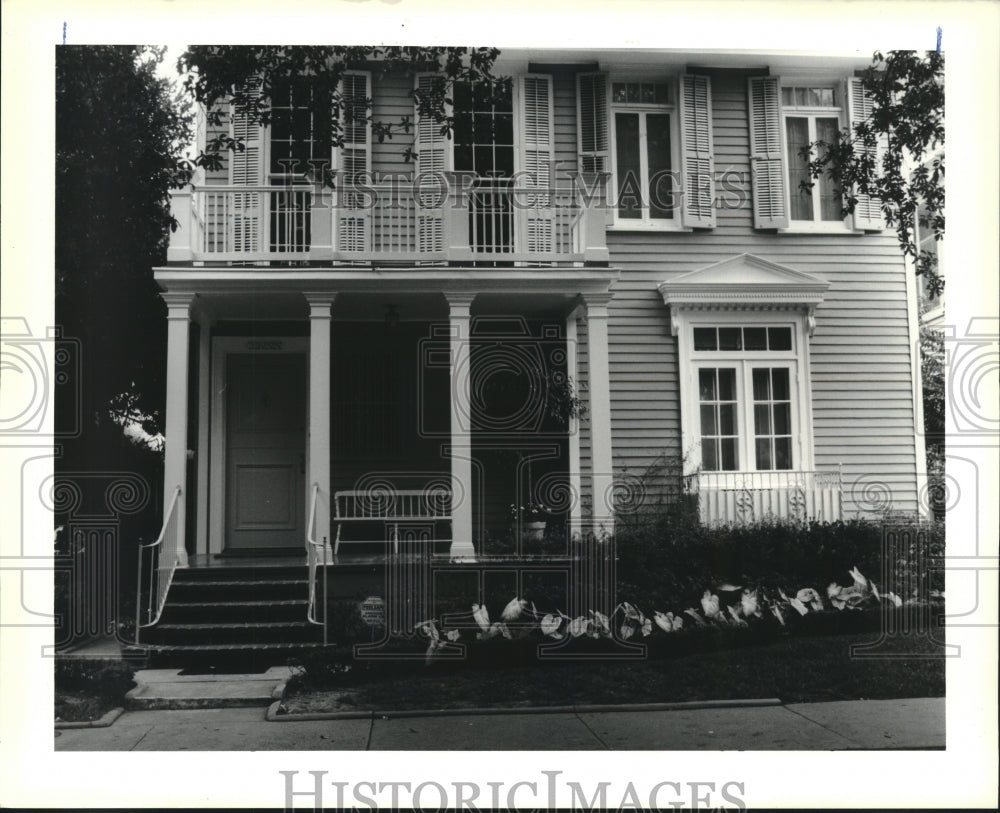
[
  {"left": 146, "top": 620, "right": 323, "bottom": 646},
  {"left": 159, "top": 599, "right": 311, "bottom": 624}
]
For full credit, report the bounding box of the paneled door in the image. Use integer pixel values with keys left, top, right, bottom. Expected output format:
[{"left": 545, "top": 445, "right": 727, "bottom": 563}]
[{"left": 224, "top": 352, "right": 306, "bottom": 550}]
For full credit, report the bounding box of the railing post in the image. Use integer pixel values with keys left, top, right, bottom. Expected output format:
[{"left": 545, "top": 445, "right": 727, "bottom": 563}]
[
  {"left": 445, "top": 173, "right": 474, "bottom": 263},
  {"left": 166, "top": 189, "right": 194, "bottom": 262},
  {"left": 310, "top": 183, "right": 333, "bottom": 261},
  {"left": 580, "top": 173, "right": 610, "bottom": 263}
]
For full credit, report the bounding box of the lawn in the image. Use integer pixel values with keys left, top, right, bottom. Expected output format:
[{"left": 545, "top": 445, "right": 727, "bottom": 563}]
[{"left": 280, "top": 629, "right": 945, "bottom": 715}]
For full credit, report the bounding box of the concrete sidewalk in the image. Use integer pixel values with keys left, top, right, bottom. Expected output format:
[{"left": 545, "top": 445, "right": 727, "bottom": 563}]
[{"left": 54, "top": 697, "right": 944, "bottom": 751}]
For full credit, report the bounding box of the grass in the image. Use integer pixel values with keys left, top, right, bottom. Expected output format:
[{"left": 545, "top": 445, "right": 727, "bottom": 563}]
[
  {"left": 55, "top": 689, "right": 121, "bottom": 723},
  {"left": 281, "top": 629, "right": 945, "bottom": 715}
]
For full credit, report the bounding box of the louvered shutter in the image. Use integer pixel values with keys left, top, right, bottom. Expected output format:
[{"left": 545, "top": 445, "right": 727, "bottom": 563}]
[
  {"left": 520, "top": 74, "right": 555, "bottom": 252},
  {"left": 748, "top": 76, "right": 789, "bottom": 229},
  {"left": 679, "top": 74, "right": 716, "bottom": 228},
  {"left": 337, "top": 72, "right": 371, "bottom": 252},
  {"left": 230, "top": 77, "right": 264, "bottom": 252},
  {"left": 413, "top": 73, "right": 449, "bottom": 254},
  {"left": 846, "top": 76, "right": 885, "bottom": 231},
  {"left": 577, "top": 72, "right": 609, "bottom": 174}
]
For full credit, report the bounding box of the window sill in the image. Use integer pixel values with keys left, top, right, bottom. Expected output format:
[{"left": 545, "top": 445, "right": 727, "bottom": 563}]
[
  {"left": 777, "top": 222, "right": 856, "bottom": 235},
  {"left": 607, "top": 223, "right": 693, "bottom": 234}
]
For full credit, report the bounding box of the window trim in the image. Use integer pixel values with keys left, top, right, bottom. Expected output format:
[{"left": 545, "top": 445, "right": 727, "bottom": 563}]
[
  {"left": 778, "top": 81, "right": 852, "bottom": 231},
  {"left": 682, "top": 312, "right": 815, "bottom": 476},
  {"left": 607, "top": 75, "right": 685, "bottom": 231}
]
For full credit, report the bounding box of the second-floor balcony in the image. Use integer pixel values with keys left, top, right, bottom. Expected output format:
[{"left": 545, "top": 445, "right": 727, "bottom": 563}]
[{"left": 167, "top": 176, "right": 610, "bottom": 266}]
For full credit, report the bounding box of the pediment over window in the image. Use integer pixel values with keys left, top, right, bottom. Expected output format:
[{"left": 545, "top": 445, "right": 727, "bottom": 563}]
[{"left": 658, "top": 253, "right": 829, "bottom": 335}]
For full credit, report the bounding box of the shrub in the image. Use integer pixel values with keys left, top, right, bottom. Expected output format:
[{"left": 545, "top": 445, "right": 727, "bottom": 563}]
[{"left": 54, "top": 659, "right": 136, "bottom": 703}]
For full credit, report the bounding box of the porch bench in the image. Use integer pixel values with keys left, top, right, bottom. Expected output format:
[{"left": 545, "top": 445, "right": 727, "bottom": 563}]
[{"left": 333, "top": 488, "right": 452, "bottom": 554}]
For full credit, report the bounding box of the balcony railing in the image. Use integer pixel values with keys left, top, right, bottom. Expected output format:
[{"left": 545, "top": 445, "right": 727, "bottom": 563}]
[
  {"left": 685, "top": 468, "right": 843, "bottom": 525},
  {"left": 167, "top": 177, "right": 610, "bottom": 265}
]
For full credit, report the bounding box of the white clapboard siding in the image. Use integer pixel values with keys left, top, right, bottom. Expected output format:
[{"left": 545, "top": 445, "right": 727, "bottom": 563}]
[
  {"left": 846, "top": 76, "right": 885, "bottom": 231},
  {"left": 678, "top": 74, "right": 716, "bottom": 228},
  {"left": 747, "top": 75, "right": 789, "bottom": 229}
]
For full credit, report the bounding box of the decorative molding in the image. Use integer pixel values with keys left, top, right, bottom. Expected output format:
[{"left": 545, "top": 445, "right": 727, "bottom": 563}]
[{"left": 658, "top": 253, "right": 829, "bottom": 312}]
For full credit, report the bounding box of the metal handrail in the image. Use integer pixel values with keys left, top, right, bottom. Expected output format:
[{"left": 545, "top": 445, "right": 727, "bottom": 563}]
[
  {"left": 305, "top": 482, "right": 329, "bottom": 645},
  {"left": 135, "top": 485, "right": 182, "bottom": 644}
]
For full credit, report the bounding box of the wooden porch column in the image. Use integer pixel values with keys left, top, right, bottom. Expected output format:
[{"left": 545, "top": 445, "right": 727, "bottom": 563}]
[
  {"left": 305, "top": 294, "right": 335, "bottom": 552},
  {"left": 565, "top": 304, "right": 585, "bottom": 540},
  {"left": 581, "top": 293, "right": 615, "bottom": 540},
  {"left": 161, "top": 292, "right": 195, "bottom": 567},
  {"left": 194, "top": 307, "right": 214, "bottom": 558},
  {"left": 445, "top": 292, "right": 477, "bottom": 560}
]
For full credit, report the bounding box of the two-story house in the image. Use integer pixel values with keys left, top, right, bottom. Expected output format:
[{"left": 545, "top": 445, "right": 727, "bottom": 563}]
[{"left": 140, "top": 47, "right": 928, "bottom": 657}]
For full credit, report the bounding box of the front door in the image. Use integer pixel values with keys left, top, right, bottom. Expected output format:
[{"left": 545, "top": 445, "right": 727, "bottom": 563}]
[{"left": 225, "top": 352, "right": 307, "bottom": 550}]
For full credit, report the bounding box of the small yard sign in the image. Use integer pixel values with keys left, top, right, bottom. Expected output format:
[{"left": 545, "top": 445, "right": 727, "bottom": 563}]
[{"left": 360, "top": 596, "right": 386, "bottom": 627}]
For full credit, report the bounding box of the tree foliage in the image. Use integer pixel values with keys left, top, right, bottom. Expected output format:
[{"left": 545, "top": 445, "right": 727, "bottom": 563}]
[
  {"left": 179, "top": 46, "right": 505, "bottom": 176},
  {"left": 805, "top": 50, "right": 944, "bottom": 295},
  {"left": 56, "top": 46, "right": 193, "bottom": 469}
]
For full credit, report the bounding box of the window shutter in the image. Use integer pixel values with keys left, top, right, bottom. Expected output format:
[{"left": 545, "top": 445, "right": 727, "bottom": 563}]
[
  {"left": 337, "top": 72, "right": 371, "bottom": 252},
  {"left": 747, "top": 76, "right": 789, "bottom": 230},
  {"left": 679, "top": 74, "right": 716, "bottom": 228},
  {"left": 577, "top": 72, "right": 609, "bottom": 174},
  {"left": 520, "top": 74, "right": 554, "bottom": 252},
  {"left": 230, "top": 77, "right": 264, "bottom": 252},
  {"left": 846, "top": 76, "right": 885, "bottom": 231},
  {"left": 413, "top": 73, "right": 450, "bottom": 254}
]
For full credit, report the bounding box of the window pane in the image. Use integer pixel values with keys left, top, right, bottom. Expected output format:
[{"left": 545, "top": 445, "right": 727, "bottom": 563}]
[
  {"left": 813, "top": 88, "right": 834, "bottom": 106},
  {"left": 755, "top": 437, "right": 772, "bottom": 470},
  {"left": 702, "top": 440, "right": 718, "bottom": 471},
  {"left": 794, "top": 88, "right": 808, "bottom": 106},
  {"left": 785, "top": 117, "right": 813, "bottom": 220},
  {"left": 646, "top": 113, "right": 673, "bottom": 219},
  {"left": 693, "top": 327, "right": 716, "bottom": 351},
  {"left": 773, "top": 402, "right": 791, "bottom": 434},
  {"left": 717, "top": 368, "right": 736, "bottom": 401},
  {"left": 781, "top": 87, "right": 794, "bottom": 106},
  {"left": 754, "top": 404, "right": 771, "bottom": 434},
  {"left": 626, "top": 83, "right": 640, "bottom": 103},
  {"left": 615, "top": 113, "right": 642, "bottom": 218},
  {"left": 744, "top": 327, "right": 767, "bottom": 350},
  {"left": 641, "top": 83, "right": 656, "bottom": 104},
  {"left": 700, "top": 404, "right": 717, "bottom": 435},
  {"left": 719, "top": 327, "right": 741, "bottom": 350},
  {"left": 612, "top": 83, "right": 628, "bottom": 104},
  {"left": 816, "top": 117, "right": 843, "bottom": 221},
  {"left": 718, "top": 403, "right": 736, "bottom": 435},
  {"left": 771, "top": 368, "right": 790, "bottom": 400},
  {"left": 654, "top": 83, "right": 672, "bottom": 105},
  {"left": 720, "top": 438, "right": 738, "bottom": 470},
  {"left": 698, "top": 369, "right": 716, "bottom": 400},
  {"left": 768, "top": 327, "right": 792, "bottom": 350},
  {"left": 774, "top": 437, "right": 793, "bottom": 469},
  {"left": 752, "top": 368, "right": 770, "bottom": 401}
]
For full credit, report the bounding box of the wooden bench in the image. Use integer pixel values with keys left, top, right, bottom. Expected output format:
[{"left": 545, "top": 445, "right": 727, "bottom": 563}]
[{"left": 333, "top": 488, "right": 452, "bottom": 554}]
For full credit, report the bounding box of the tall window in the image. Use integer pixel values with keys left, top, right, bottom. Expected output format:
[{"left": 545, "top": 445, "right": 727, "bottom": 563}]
[
  {"left": 269, "top": 77, "right": 332, "bottom": 178},
  {"left": 781, "top": 85, "right": 842, "bottom": 224},
  {"left": 610, "top": 81, "right": 676, "bottom": 225},
  {"left": 692, "top": 325, "right": 798, "bottom": 472}
]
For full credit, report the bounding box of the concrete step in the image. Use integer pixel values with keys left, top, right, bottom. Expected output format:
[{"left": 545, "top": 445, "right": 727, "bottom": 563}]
[
  {"left": 148, "top": 621, "right": 323, "bottom": 646},
  {"left": 124, "top": 666, "right": 293, "bottom": 710},
  {"left": 168, "top": 579, "right": 310, "bottom": 602}
]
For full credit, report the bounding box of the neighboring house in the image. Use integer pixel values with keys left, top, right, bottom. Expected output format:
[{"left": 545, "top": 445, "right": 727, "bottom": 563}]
[{"left": 143, "top": 48, "right": 928, "bottom": 655}]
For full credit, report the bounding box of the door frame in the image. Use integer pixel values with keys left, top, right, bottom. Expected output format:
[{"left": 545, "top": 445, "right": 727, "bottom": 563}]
[{"left": 209, "top": 336, "right": 310, "bottom": 555}]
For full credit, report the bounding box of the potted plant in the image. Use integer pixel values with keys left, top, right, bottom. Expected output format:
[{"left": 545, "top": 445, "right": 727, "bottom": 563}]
[{"left": 510, "top": 499, "right": 550, "bottom": 542}]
